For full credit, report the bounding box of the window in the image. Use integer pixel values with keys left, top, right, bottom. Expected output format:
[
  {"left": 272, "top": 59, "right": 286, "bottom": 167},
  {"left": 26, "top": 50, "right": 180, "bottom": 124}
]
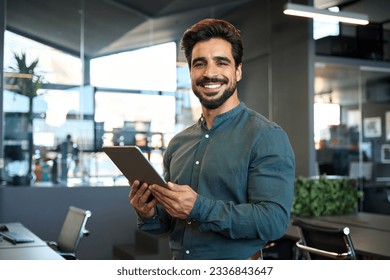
[
  {"left": 90, "top": 42, "right": 177, "bottom": 92},
  {"left": 314, "top": 103, "right": 341, "bottom": 148}
]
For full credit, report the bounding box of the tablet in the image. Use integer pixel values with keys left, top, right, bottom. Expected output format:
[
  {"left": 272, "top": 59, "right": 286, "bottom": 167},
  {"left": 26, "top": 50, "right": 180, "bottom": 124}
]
[{"left": 102, "top": 145, "right": 167, "bottom": 187}]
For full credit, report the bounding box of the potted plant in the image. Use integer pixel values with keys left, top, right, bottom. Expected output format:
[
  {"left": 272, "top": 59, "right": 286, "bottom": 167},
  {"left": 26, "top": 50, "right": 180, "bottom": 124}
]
[
  {"left": 6, "top": 52, "right": 43, "bottom": 184},
  {"left": 292, "top": 175, "right": 363, "bottom": 217}
]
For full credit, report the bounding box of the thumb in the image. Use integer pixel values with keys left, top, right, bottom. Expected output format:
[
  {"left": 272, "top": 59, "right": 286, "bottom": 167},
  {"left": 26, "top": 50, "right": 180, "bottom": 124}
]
[{"left": 167, "top": 181, "right": 176, "bottom": 190}]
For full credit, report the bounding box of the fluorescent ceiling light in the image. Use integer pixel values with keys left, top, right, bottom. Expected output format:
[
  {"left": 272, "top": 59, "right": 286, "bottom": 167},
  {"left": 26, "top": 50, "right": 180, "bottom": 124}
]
[{"left": 283, "top": 3, "right": 369, "bottom": 25}]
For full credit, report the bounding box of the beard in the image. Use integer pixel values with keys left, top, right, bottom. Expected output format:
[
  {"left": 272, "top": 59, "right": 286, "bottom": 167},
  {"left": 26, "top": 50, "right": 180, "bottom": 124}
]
[{"left": 193, "top": 77, "right": 237, "bottom": 110}]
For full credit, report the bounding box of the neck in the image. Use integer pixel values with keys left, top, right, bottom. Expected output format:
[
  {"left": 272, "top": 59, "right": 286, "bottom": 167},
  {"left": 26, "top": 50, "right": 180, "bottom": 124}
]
[{"left": 201, "top": 95, "right": 240, "bottom": 129}]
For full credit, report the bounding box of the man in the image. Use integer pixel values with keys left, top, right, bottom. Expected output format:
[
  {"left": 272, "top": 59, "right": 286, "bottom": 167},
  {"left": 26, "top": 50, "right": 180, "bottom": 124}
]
[{"left": 129, "top": 18, "right": 295, "bottom": 259}]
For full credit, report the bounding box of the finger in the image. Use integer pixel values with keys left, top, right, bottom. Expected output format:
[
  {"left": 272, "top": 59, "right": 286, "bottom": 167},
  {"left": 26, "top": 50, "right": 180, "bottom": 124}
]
[
  {"left": 129, "top": 180, "right": 141, "bottom": 200},
  {"left": 150, "top": 183, "right": 173, "bottom": 197},
  {"left": 150, "top": 183, "right": 183, "bottom": 204},
  {"left": 166, "top": 181, "right": 176, "bottom": 190},
  {"left": 146, "top": 198, "right": 158, "bottom": 209},
  {"left": 139, "top": 188, "right": 154, "bottom": 204},
  {"left": 151, "top": 189, "right": 175, "bottom": 211},
  {"left": 130, "top": 181, "right": 149, "bottom": 207},
  {"left": 137, "top": 182, "right": 149, "bottom": 196}
]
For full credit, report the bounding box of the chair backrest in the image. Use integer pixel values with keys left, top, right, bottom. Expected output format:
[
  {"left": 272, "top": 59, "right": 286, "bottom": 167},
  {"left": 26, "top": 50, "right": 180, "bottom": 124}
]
[
  {"left": 57, "top": 206, "right": 92, "bottom": 254},
  {"left": 292, "top": 218, "right": 356, "bottom": 260}
]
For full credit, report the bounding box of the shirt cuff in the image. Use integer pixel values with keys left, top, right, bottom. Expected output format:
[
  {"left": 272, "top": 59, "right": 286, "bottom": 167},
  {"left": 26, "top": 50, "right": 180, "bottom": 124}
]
[{"left": 187, "top": 194, "right": 212, "bottom": 223}]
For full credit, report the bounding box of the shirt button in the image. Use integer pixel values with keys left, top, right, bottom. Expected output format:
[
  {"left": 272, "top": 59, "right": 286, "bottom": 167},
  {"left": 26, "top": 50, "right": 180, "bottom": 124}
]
[
  {"left": 186, "top": 250, "right": 190, "bottom": 254},
  {"left": 205, "top": 134, "right": 209, "bottom": 138},
  {"left": 195, "top": 161, "right": 199, "bottom": 165}
]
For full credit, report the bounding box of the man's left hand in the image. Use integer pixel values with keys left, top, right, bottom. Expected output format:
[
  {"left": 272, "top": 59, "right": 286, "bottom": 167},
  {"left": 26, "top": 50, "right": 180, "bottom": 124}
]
[{"left": 149, "top": 182, "right": 197, "bottom": 219}]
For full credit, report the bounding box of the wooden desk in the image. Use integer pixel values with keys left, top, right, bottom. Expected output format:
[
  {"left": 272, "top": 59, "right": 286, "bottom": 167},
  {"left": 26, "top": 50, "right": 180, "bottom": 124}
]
[
  {"left": 0, "top": 222, "right": 64, "bottom": 260},
  {"left": 285, "top": 213, "right": 390, "bottom": 259}
]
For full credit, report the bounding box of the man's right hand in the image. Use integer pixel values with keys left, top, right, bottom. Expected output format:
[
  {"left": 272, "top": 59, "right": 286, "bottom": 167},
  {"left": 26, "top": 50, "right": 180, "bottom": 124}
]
[{"left": 129, "top": 180, "right": 158, "bottom": 219}]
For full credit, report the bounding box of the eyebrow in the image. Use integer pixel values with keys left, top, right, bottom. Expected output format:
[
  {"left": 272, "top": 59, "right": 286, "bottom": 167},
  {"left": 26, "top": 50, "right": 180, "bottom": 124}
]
[
  {"left": 192, "top": 56, "right": 232, "bottom": 66},
  {"left": 192, "top": 57, "right": 206, "bottom": 66},
  {"left": 214, "top": 56, "right": 232, "bottom": 64}
]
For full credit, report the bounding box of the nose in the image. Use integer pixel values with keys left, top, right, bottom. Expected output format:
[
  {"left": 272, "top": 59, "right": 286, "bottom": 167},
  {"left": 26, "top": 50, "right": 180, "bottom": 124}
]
[{"left": 203, "top": 63, "right": 218, "bottom": 77}]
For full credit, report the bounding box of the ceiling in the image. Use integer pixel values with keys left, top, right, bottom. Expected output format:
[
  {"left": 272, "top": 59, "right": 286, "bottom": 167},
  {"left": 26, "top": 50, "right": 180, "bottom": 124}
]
[
  {"left": 5, "top": 0, "right": 390, "bottom": 60},
  {"left": 6, "top": 0, "right": 254, "bottom": 59},
  {"left": 5, "top": 0, "right": 390, "bottom": 107}
]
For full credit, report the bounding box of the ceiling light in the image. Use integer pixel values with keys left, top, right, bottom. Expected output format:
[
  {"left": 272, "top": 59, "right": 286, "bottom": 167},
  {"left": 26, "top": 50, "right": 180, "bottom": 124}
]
[{"left": 283, "top": 3, "right": 369, "bottom": 25}]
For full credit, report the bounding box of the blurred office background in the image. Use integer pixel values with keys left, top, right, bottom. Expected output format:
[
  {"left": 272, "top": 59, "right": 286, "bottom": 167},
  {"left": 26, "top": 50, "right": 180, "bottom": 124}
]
[{"left": 1, "top": 0, "right": 390, "bottom": 259}]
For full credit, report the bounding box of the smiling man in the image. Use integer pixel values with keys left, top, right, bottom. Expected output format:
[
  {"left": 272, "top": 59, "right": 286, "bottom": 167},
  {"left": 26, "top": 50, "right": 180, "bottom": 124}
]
[{"left": 129, "top": 18, "right": 296, "bottom": 260}]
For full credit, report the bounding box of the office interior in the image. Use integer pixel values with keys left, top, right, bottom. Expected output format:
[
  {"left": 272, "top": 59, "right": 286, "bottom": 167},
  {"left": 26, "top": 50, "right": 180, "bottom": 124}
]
[{"left": 1, "top": 0, "right": 390, "bottom": 260}]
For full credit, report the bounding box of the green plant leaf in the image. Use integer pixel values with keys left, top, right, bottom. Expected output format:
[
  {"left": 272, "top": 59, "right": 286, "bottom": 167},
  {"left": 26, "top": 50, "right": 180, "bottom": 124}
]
[{"left": 292, "top": 176, "right": 361, "bottom": 216}]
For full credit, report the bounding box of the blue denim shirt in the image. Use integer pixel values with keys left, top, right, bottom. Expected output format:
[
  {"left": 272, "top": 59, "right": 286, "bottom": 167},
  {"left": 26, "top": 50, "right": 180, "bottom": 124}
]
[{"left": 138, "top": 102, "right": 295, "bottom": 259}]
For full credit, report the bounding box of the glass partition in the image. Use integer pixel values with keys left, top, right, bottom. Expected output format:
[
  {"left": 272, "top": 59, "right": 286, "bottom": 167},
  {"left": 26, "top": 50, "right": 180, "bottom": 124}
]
[
  {"left": 2, "top": 2, "right": 187, "bottom": 187},
  {"left": 89, "top": 91, "right": 176, "bottom": 186},
  {"left": 3, "top": 31, "right": 85, "bottom": 186},
  {"left": 314, "top": 61, "right": 390, "bottom": 186}
]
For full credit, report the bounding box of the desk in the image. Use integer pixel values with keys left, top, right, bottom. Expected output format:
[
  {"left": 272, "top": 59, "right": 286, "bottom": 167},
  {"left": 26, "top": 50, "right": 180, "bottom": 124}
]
[
  {"left": 316, "top": 212, "right": 390, "bottom": 232},
  {"left": 0, "top": 223, "right": 64, "bottom": 260},
  {"left": 285, "top": 213, "right": 390, "bottom": 259}
]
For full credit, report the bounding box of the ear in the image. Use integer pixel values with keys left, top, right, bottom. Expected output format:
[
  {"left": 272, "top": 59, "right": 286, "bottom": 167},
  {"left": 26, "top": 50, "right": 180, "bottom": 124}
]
[{"left": 236, "top": 63, "right": 242, "bottom": 82}]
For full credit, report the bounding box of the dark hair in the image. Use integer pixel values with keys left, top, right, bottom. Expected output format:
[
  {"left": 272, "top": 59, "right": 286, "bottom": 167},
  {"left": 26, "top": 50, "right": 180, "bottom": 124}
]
[{"left": 180, "top": 18, "right": 243, "bottom": 69}]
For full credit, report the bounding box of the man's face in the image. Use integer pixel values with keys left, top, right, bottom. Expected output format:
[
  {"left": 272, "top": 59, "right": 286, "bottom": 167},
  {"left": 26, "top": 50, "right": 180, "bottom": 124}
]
[{"left": 190, "top": 38, "right": 242, "bottom": 110}]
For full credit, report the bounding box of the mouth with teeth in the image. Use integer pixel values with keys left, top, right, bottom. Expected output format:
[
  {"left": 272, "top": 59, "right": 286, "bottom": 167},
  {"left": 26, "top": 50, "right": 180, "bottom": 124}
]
[
  {"left": 197, "top": 78, "right": 228, "bottom": 94},
  {"left": 204, "top": 83, "right": 222, "bottom": 89}
]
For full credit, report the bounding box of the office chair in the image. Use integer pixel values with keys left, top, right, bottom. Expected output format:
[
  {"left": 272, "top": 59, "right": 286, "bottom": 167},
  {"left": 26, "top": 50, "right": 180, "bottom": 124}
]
[
  {"left": 292, "top": 218, "right": 356, "bottom": 260},
  {"left": 47, "top": 206, "right": 92, "bottom": 260}
]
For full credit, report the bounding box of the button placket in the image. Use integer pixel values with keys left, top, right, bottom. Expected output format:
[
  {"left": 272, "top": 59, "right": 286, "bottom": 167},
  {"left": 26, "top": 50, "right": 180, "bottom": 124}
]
[{"left": 195, "top": 134, "right": 209, "bottom": 167}]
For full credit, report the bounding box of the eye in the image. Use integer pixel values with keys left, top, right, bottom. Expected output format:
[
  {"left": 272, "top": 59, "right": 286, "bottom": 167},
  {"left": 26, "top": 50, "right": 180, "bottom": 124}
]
[
  {"left": 217, "top": 61, "right": 228, "bottom": 66},
  {"left": 193, "top": 62, "right": 205, "bottom": 68}
]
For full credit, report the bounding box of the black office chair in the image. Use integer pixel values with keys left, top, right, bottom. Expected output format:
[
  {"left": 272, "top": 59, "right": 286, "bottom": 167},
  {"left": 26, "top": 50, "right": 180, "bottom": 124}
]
[
  {"left": 47, "top": 206, "right": 92, "bottom": 260},
  {"left": 292, "top": 218, "right": 356, "bottom": 260}
]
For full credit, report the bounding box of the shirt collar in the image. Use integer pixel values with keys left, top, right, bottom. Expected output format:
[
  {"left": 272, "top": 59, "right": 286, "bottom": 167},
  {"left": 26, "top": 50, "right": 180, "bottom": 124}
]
[{"left": 198, "top": 102, "right": 245, "bottom": 129}]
